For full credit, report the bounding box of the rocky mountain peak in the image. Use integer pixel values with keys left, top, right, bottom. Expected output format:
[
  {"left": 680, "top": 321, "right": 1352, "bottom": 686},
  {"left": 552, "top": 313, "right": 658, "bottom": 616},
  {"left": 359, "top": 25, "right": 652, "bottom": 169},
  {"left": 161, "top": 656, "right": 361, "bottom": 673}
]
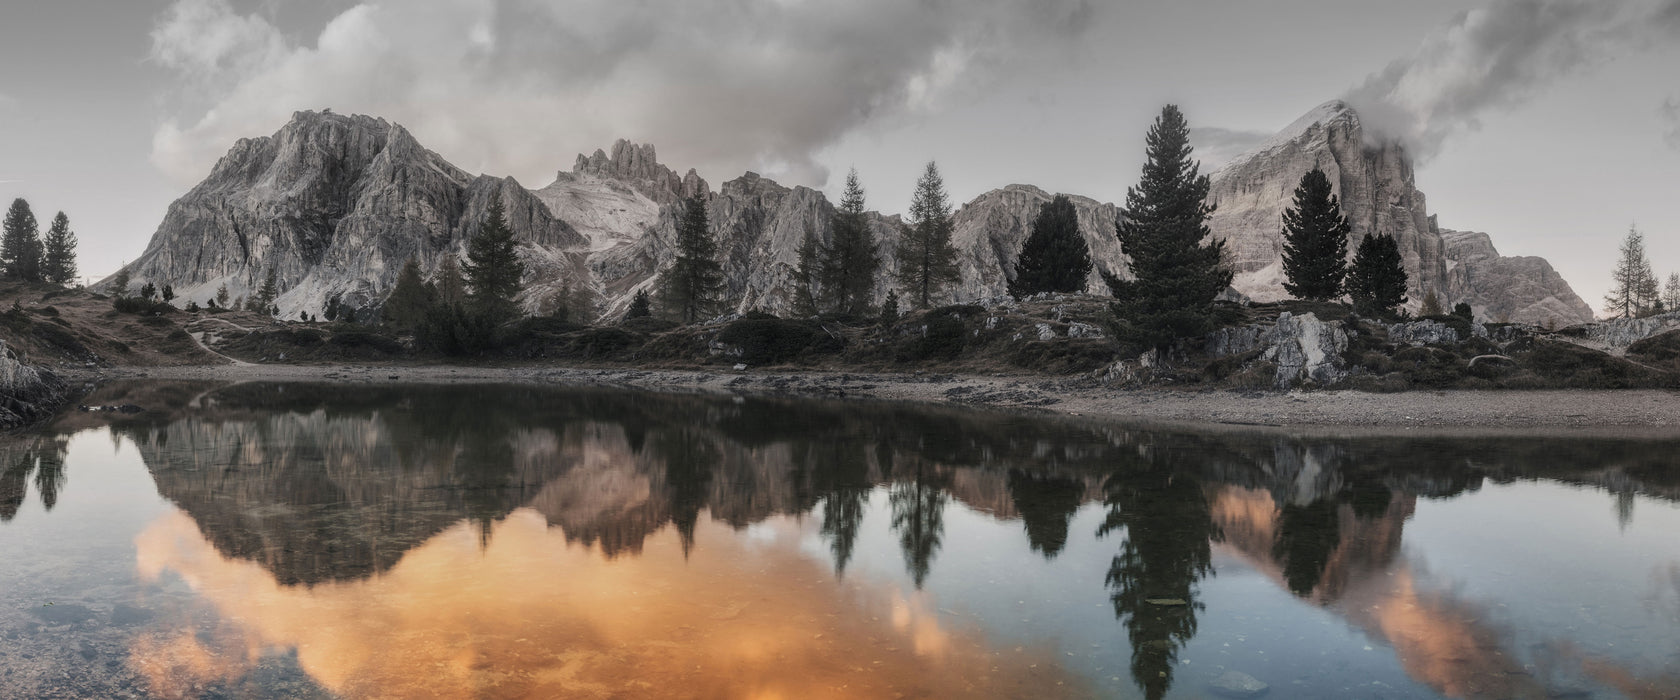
[{"left": 567, "top": 139, "right": 702, "bottom": 202}]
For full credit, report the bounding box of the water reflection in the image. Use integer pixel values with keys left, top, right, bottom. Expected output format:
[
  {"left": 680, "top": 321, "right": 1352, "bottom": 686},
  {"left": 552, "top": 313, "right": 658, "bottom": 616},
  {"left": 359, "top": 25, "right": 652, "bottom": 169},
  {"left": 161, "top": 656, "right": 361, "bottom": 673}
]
[{"left": 5, "top": 381, "right": 1680, "bottom": 699}]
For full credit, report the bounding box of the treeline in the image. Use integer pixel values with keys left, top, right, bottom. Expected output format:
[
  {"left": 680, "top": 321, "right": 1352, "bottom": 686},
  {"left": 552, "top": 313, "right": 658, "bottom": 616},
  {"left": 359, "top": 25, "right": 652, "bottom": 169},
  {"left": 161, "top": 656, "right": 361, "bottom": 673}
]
[{"left": 1, "top": 199, "right": 78, "bottom": 285}]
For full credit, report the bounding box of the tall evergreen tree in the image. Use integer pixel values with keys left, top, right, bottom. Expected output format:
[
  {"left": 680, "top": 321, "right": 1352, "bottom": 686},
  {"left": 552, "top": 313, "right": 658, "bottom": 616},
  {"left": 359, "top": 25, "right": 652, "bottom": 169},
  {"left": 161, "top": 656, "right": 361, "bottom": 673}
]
[
  {"left": 434, "top": 255, "right": 467, "bottom": 307},
  {"left": 1, "top": 199, "right": 41, "bottom": 282},
  {"left": 1279, "top": 168, "right": 1350, "bottom": 301},
  {"left": 463, "top": 196, "right": 526, "bottom": 323},
  {"left": 1008, "top": 194, "right": 1091, "bottom": 299},
  {"left": 1346, "top": 233, "right": 1408, "bottom": 318},
  {"left": 659, "top": 194, "right": 725, "bottom": 324},
  {"left": 1663, "top": 272, "right": 1680, "bottom": 313},
  {"left": 824, "top": 169, "right": 880, "bottom": 315},
  {"left": 1605, "top": 226, "right": 1659, "bottom": 318},
  {"left": 624, "top": 288, "right": 653, "bottom": 320},
  {"left": 41, "top": 212, "right": 77, "bottom": 285},
  {"left": 1105, "top": 105, "right": 1232, "bottom": 352},
  {"left": 383, "top": 257, "right": 432, "bottom": 330},
  {"left": 249, "top": 265, "right": 280, "bottom": 313},
  {"left": 895, "top": 162, "right": 960, "bottom": 309},
  {"left": 792, "top": 225, "right": 825, "bottom": 317}
]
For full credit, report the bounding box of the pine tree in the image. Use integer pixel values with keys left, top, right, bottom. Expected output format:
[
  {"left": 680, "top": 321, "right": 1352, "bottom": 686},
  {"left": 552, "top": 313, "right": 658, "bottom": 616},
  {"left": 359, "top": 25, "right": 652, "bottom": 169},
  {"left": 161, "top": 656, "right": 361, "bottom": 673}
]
[
  {"left": 383, "top": 257, "right": 432, "bottom": 330},
  {"left": 895, "top": 162, "right": 960, "bottom": 309},
  {"left": 40, "top": 212, "right": 77, "bottom": 285},
  {"left": 463, "top": 196, "right": 526, "bottom": 323},
  {"left": 1663, "top": 273, "right": 1680, "bottom": 313},
  {"left": 249, "top": 265, "right": 280, "bottom": 313},
  {"left": 140, "top": 282, "right": 157, "bottom": 301},
  {"left": 792, "top": 225, "right": 825, "bottom": 317},
  {"left": 1105, "top": 105, "right": 1232, "bottom": 351},
  {"left": 1605, "top": 226, "right": 1659, "bottom": 319},
  {"left": 1419, "top": 290, "right": 1443, "bottom": 317},
  {"left": 2, "top": 199, "right": 41, "bottom": 282},
  {"left": 880, "top": 290, "right": 900, "bottom": 326},
  {"left": 1008, "top": 194, "right": 1090, "bottom": 299},
  {"left": 434, "top": 256, "right": 467, "bottom": 308},
  {"left": 825, "top": 170, "right": 880, "bottom": 315},
  {"left": 1347, "top": 234, "right": 1409, "bottom": 318},
  {"left": 162, "top": 284, "right": 176, "bottom": 303},
  {"left": 625, "top": 288, "right": 653, "bottom": 320},
  {"left": 107, "top": 267, "right": 132, "bottom": 297},
  {"left": 1279, "top": 168, "right": 1350, "bottom": 301},
  {"left": 659, "top": 194, "right": 725, "bottom": 324},
  {"left": 215, "top": 283, "right": 229, "bottom": 308}
]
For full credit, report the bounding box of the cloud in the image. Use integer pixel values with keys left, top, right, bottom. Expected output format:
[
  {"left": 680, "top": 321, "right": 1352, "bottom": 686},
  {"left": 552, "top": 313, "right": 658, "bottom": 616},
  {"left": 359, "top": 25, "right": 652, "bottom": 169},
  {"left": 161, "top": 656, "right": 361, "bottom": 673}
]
[
  {"left": 1345, "top": 0, "right": 1680, "bottom": 160},
  {"left": 1662, "top": 96, "right": 1680, "bottom": 149},
  {"left": 148, "top": 0, "right": 1099, "bottom": 188},
  {"left": 1189, "top": 127, "right": 1271, "bottom": 171}
]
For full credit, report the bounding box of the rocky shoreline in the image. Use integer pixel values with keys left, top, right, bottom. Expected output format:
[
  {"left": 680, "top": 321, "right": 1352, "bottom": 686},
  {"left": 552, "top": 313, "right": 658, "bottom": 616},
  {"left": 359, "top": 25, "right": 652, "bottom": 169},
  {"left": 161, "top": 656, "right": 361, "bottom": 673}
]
[
  {"left": 60, "top": 363, "right": 1680, "bottom": 437},
  {"left": 0, "top": 340, "right": 68, "bottom": 430}
]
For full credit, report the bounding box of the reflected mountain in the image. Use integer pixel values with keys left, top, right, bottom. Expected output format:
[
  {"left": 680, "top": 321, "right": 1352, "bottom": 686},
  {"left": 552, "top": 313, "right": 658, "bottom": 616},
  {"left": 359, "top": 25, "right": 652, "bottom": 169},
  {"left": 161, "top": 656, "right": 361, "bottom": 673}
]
[{"left": 34, "top": 381, "right": 1680, "bottom": 698}]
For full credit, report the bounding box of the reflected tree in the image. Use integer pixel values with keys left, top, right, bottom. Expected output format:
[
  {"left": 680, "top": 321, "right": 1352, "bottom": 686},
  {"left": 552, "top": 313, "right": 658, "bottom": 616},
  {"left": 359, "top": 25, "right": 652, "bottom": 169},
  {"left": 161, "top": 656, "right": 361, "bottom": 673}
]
[
  {"left": 1274, "top": 500, "right": 1341, "bottom": 597},
  {"left": 1099, "top": 456, "right": 1219, "bottom": 700},
  {"left": 889, "top": 456, "right": 949, "bottom": 589},
  {"left": 0, "top": 448, "right": 34, "bottom": 522},
  {"left": 0, "top": 438, "right": 68, "bottom": 521},
  {"left": 1007, "top": 469, "right": 1085, "bottom": 559},
  {"left": 820, "top": 488, "right": 869, "bottom": 577},
  {"left": 654, "top": 427, "right": 719, "bottom": 558}
]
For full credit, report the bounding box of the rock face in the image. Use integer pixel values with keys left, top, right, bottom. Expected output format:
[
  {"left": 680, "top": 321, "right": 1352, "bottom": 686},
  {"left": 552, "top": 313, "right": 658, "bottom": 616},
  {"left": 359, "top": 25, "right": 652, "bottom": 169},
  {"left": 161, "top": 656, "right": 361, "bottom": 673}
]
[
  {"left": 0, "top": 340, "right": 67, "bottom": 429},
  {"left": 1205, "top": 101, "right": 1593, "bottom": 327},
  {"left": 1207, "top": 312, "right": 1350, "bottom": 388},
  {"left": 118, "top": 105, "right": 1592, "bottom": 325},
  {"left": 1440, "top": 230, "right": 1594, "bottom": 326},
  {"left": 110, "top": 111, "right": 586, "bottom": 319}
]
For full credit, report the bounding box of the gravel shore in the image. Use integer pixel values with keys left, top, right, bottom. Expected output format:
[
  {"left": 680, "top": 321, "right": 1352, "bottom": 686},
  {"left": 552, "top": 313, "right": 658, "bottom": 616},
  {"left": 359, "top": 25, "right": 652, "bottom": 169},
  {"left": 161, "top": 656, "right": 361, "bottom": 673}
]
[{"left": 58, "top": 363, "right": 1680, "bottom": 438}]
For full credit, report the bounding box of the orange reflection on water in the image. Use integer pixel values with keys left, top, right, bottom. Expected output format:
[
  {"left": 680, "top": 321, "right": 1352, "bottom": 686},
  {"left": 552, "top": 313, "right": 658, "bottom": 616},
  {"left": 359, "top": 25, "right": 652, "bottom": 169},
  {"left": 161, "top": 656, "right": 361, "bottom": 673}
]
[{"left": 132, "top": 508, "right": 1082, "bottom": 699}]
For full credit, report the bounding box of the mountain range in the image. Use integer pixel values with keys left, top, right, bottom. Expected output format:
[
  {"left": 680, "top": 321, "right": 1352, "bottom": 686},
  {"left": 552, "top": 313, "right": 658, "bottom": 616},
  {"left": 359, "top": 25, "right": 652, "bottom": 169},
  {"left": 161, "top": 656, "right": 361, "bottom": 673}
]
[{"left": 108, "top": 101, "right": 1595, "bottom": 326}]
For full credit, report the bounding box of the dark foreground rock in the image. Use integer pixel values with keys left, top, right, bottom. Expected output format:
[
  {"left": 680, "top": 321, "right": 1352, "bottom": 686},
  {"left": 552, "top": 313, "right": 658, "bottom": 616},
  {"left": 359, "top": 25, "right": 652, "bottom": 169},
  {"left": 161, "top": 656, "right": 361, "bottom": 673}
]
[{"left": 0, "top": 340, "right": 68, "bottom": 430}]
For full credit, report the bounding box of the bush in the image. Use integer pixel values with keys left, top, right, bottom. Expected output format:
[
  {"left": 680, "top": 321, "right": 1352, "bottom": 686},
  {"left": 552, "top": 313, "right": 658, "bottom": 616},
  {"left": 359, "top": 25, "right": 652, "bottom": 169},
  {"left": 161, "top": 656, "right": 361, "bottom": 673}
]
[
  {"left": 330, "top": 331, "right": 405, "bottom": 355},
  {"left": 1011, "top": 339, "right": 1115, "bottom": 374},
  {"left": 715, "top": 317, "right": 838, "bottom": 366},
  {"left": 31, "top": 323, "right": 87, "bottom": 357},
  {"left": 898, "top": 314, "right": 967, "bottom": 363},
  {"left": 113, "top": 296, "right": 175, "bottom": 315}
]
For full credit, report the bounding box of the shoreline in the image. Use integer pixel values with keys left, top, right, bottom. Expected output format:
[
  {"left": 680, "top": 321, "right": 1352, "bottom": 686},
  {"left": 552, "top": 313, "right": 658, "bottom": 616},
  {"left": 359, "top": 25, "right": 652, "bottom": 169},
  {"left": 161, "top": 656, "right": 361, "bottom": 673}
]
[{"left": 58, "top": 363, "right": 1680, "bottom": 439}]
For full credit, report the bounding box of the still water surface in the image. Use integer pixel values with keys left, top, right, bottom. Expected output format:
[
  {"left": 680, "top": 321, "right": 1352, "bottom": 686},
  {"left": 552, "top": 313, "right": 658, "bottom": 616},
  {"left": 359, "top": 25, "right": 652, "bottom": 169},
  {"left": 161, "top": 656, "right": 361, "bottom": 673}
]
[{"left": 2, "top": 382, "right": 1679, "bottom": 699}]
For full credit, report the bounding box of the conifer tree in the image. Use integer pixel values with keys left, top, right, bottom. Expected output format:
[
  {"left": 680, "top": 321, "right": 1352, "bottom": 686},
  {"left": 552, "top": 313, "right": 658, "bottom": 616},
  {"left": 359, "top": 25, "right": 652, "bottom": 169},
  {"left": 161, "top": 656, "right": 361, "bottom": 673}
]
[
  {"left": 1419, "top": 290, "right": 1443, "bottom": 317},
  {"left": 463, "top": 196, "right": 526, "bottom": 323},
  {"left": 107, "top": 267, "right": 132, "bottom": 298},
  {"left": 824, "top": 169, "right": 880, "bottom": 315},
  {"left": 41, "top": 212, "right": 77, "bottom": 285},
  {"left": 434, "top": 256, "right": 467, "bottom": 308},
  {"left": 659, "top": 194, "right": 725, "bottom": 324},
  {"left": 1279, "top": 168, "right": 1350, "bottom": 301},
  {"left": 1008, "top": 194, "right": 1090, "bottom": 299},
  {"left": 162, "top": 284, "right": 175, "bottom": 303},
  {"left": 1105, "top": 105, "right": 1232, "bottom": 351},
  {"left": 793, "top": 226, "right": 825, "bottom": 317},
  {"left": 1605, "top": 226, "right": 1659, "bottom": 319},
  {"left": 1347, "top": 234, "right": 1408, "bottom": 318},
  {"left": 215, "top": 283, "right": 230, "bottom": 308},
  {"left": 250, "top": 265, "right": 279, "bottom": 313},
  {"left": 625, "top": 288, "right": 653, "bottom": 320},
  {"left": 1663, "top": 272, "right": 1680, "bottom": 313},
  {"left": 383, "top": 257, "right": 432, "bottom": 330},
  {"left": 895, "top": 162, "right": 960, "bottom": 309},
  {"left": 880, "top": 290, "right": 900, "bottom": 326},
  {"left": 1, "top": 199, "right": 41, "bottom": 282}
]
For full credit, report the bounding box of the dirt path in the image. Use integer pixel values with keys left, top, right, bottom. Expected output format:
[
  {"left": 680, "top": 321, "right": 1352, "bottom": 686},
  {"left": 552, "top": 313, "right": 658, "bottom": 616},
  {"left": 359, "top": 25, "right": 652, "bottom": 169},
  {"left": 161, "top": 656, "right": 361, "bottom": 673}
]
[{"left": 61, "top": 363, "right": 1680, "bottom": 438}]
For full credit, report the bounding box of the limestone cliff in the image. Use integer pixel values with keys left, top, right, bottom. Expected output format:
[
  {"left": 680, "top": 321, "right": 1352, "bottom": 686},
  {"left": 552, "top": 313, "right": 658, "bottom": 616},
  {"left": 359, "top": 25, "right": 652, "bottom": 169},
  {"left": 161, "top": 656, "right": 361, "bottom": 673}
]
[{"left": 1440, "top": 230, "right": 1595, "bottom": 326}]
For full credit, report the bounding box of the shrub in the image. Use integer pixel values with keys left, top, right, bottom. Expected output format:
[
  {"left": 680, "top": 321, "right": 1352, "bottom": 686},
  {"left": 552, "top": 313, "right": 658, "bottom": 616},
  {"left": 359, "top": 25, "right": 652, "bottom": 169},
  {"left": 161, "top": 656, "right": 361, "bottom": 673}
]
[
  {"left": 31, "top": 323, "right": 87, "bottom": 356},
  {"left": 898, "top": 314, "right": 966, "bottom": 363},
  {"left": 1010, "top": 339, "right": 1116, "bottom": 375},
  {"left": 716, "top": 317, "right": 827, "bottom": 366},
  {"left": 330, "top": 331, "right": 405, "bottom": 355},
  {"left": 114, "top": 296, "right": 174, "bottom": 314}
]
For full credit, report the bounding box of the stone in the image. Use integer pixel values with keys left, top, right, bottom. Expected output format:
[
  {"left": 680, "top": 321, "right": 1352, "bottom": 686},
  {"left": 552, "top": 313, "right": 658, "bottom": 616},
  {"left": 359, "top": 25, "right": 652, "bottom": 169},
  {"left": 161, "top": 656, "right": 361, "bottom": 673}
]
[
  {"left": 1441, "top": 230, "right": 1595, "bottom": 327},
  {"left": 1036, "top": 323, "right": 1057, "bottom": 341},
  {"left": 1573, "top": 311, "right": 1680, "bottom": 350},
  {"left": 1208, "top": 670, "right": 1270, "bottom": 699},
  {"left": 1387, "top": 320, "right": 1460, "bottom": 346},
  {"left": 1207, "top": 313, "right": 1349, "bottom": 388},
  {"left": 0, "top": 340, "right": 68, "bottom": 429}
]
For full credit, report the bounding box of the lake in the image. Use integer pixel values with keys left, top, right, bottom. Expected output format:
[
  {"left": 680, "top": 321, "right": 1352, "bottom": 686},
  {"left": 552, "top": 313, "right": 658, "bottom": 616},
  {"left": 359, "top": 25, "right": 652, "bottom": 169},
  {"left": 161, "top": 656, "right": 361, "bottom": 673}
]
[{"left": 2, "top": 381, "right": 1679, "bottom": 699}]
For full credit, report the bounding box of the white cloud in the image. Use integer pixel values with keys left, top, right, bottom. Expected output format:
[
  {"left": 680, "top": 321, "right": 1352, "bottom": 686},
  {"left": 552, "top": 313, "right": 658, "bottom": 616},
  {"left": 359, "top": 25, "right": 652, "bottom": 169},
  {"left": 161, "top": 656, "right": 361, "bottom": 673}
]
[
  {"left": 1345, "top": 0, "right": 1680, "bottom": 160},
  {"left": 148, "top": 0, "right": 1098, "bottom": 188}
]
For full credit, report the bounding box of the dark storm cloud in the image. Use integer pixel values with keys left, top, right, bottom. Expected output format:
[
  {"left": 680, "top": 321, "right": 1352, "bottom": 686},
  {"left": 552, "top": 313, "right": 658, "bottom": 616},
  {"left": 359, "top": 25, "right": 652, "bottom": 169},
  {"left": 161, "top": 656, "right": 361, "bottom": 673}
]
[
  {"left": 1345, "top": 0, "right": 1680, "bottom": 160},
  {"left": 148, "top": 0, "right": 1100, "bottom": 187}
]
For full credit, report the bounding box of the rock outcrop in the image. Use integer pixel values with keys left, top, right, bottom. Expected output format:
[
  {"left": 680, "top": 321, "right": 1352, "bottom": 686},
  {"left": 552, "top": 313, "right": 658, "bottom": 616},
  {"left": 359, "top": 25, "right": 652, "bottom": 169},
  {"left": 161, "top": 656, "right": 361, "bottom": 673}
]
[
  {"left": 109, "top": 111, "right": 586, "bottom": 319},
  {"left": 0, "top": 341, "right": 67, "bottom": 429},
  {"left": 1204, "top": 101, "right": 1594, "bottom": 327},
  {"left": 1440, "top": 230, "right": 1594, "bottom": 326},
  {"left": 1208, "top": 312, "right": 1350, "bottom": 388}
]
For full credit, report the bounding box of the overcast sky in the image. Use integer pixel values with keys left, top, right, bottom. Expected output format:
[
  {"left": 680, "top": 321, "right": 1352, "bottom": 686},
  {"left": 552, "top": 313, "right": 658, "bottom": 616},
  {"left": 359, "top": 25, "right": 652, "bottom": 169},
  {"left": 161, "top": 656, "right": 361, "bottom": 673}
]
[{"left": 2, "top": 0, "right": 1676, "bottom": 315}]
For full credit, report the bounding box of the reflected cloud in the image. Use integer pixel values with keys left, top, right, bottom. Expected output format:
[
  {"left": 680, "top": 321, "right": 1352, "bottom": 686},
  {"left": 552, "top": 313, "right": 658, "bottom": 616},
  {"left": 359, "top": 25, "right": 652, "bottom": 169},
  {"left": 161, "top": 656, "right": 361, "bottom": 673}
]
[{"left": 132, "top": 507, "right": 1085, "bottom": 699}]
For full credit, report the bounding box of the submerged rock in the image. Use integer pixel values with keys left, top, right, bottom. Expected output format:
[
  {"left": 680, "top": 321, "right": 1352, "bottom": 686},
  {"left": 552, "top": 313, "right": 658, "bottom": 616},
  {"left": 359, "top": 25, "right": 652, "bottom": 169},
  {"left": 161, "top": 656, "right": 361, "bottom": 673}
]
[{"left": 1208, "top": 670, "right": 1270, "bottom": 698}]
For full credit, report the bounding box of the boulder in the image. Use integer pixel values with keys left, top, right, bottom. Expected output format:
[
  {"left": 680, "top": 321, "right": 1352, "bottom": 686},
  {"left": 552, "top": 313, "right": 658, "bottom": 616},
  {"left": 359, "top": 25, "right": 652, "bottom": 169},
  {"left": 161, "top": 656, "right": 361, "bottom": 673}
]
[
  {"left": 1208, "top": 312, "right": 1349, "bottom": 388},
  {"left": 0, "top": 340, "right": 68, "bottom": 429},
  {"left": 1208, "top": 670, "right": 1270, "bottom": 699},
  {"left": 1387, "top": 320, "right": 1460, "bottom": 346}
]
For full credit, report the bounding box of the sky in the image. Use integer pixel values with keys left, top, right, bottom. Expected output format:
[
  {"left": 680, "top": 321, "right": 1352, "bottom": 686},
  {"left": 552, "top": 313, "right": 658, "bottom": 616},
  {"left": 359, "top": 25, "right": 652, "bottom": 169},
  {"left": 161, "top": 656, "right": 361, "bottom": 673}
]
[{"left": 1, "top": 0, "right": 1676, "bottom": 315}]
